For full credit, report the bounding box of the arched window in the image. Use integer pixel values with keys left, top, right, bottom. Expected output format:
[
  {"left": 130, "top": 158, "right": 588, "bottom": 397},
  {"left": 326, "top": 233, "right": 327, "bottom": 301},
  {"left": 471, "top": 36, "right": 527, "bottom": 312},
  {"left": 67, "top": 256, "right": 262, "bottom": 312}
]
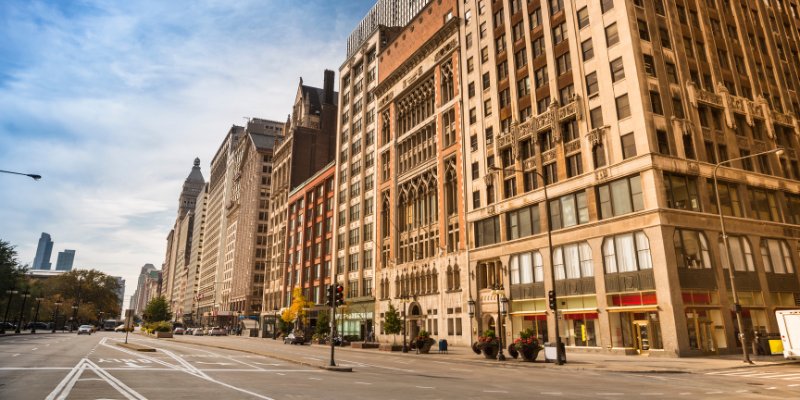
[
  {"left": 554, "top": 242, "right": 593, "bottom": 279},
  {"left": 509, "top": 251, "right": 544, "bottom": 284},
  {"left": 673, "top": 229, "right": 712, "bottom": 269},
  {"left": 760, "top": 238, "right": 795, "bottom": 274},
  {"left": 602, "top": 231, "right": 653, "bottom": 273},
  {"left": 720, "top": 235, "right": 755, "bottom": 271},
  {"left": 453, "top": 264, "right": 461, "bottom": 290}
]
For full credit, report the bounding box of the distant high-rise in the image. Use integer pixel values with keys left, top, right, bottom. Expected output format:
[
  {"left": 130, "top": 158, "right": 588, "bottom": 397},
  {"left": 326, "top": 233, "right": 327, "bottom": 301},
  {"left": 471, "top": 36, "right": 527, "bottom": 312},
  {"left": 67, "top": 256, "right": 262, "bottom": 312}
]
[
  {"left": 55, "top": 250, "right": 75, "bottom": 271},
  {"left": 32, "top": 233, "right": 54, "bottom": 270}
]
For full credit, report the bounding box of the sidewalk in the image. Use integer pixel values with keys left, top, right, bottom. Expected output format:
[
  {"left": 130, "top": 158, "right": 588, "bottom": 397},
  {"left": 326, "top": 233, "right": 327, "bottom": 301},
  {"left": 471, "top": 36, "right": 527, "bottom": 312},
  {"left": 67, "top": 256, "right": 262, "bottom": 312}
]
[{"left": 162, "top": 333, "right": 798, "bottom": 374}]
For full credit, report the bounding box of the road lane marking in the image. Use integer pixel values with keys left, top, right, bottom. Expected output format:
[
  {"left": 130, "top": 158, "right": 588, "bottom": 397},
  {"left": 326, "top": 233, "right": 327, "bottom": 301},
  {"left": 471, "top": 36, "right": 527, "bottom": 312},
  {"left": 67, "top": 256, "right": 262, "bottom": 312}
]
[
  {"left": 596, "top": 393, "right": 625, "bottom": 396},
  {"left": 354, "top": 382, "right": 372, "bottom": 385},
  {"left": 483, "top": 390, "right": 508, "bottom": 393},
  {"left": 705, "top": 391, "right": 723, "bottom": 394},
  {"left": 766, "top": 387, "right": 777, "bottom": 390},
  {"left": 309, "top": 377, "right": 322, "bottom": 381},
  {"left": 788, "top": 384, "right": 800, "bottom": 387},
  {"left": 540, "top": 392, "right": 562, "bottom": 396},
  {"left": 32, "top": 347, "right": 38, "bottom": 351},
  {"left": 416, "top": 386, "right": 435, "bottom": 389},
  {"left": 11, "top": 353, "right": 20, "bottom": 357}
]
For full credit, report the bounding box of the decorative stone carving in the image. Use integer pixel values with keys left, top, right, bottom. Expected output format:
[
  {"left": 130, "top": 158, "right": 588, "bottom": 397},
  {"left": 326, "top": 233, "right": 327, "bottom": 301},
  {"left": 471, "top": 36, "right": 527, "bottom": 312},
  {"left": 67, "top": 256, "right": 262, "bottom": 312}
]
[
  {"left": 487, "top": 205, "right": 495, "bottom": 215},
  {"left": 695, "top": 88, "right": 723, "bottom": 106},
  {"left": 773, "top": 111, "right": 794, "bottom": 127},
  {"left": 595, "top": 168, "right": 609, "bottom": 180},
  {"left": 736, "top": 137, "right": 749, "bottom": 149},
  {"left": 586, "top": 126, "right": 607, "bottom": 146},
  {"left": 434, "top": 39, "right": 458, "bottom": 62},
  {"left": 522, "top": 158, "right": 536, "bottom": 170},
  {"left": 564, "top": 139, "right": 581, "bottom": 154},
  {"left": 687, "top": 162, "right": 700, "bottom": 173},
  {"left": 542, "top": 148, "right": 556, "bottom": 163}
]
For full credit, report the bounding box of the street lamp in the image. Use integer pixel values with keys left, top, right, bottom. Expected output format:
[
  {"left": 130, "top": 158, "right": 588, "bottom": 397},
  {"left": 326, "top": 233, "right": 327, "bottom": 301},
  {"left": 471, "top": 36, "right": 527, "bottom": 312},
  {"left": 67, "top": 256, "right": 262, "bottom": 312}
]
[
  {"left": 30, "top": 296, "right": 44, "bottom": 333},
  {"left": 0, "top": 169, "right": 41, "bottom": 180},
  {"left": 70, "top": 302, "right": 78, "bottom": 332},
  {"left": 713, "top": 146, "right": 784, "bottom": 364},
  {"left": 489, "top": 165, "right": 563, "bottom": 365},
  {"left": 52, "top": 301, "right": 63, "bottom": 333},
  {"left": 492, "top": 284, "right": 507, "bottom": 361},
  {"left": 14, "top": 290, "right": 30, "bottom": 334}
]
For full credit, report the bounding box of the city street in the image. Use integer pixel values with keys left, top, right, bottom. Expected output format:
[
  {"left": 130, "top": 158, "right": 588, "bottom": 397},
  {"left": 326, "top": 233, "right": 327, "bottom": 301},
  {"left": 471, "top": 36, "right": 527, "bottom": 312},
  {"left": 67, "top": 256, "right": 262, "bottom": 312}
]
[{"left": 1, "top": 331, "right": 798, "bottom": 399}]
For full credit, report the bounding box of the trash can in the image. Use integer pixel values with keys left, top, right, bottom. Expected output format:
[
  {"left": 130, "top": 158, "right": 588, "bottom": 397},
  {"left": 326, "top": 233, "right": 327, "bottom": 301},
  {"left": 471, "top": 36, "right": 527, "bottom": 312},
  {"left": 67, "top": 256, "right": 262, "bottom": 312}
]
[{"left": 438, "top": 339, "right": 448, "bottom": 353}]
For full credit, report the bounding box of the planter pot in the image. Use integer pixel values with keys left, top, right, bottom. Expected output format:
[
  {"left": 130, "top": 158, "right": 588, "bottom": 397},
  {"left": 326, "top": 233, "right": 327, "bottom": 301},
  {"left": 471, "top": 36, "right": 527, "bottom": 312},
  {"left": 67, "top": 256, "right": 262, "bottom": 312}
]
[
  {"left": 482, "top": 346, "right": 499, "bottom": 359},
  {"left": 154, "top": 331, "right": 173, "bottom": 339},
  {"left": 519, "top": 346, "right": 542, "bottom": 362},
  {"left": 417, "top": 340, "right": 434, "bottom": 354}
]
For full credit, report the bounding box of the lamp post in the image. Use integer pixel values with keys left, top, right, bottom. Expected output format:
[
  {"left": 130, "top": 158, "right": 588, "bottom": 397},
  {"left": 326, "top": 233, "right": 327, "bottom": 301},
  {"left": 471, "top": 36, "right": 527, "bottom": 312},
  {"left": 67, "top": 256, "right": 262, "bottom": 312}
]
[
  {"left": 70, "top": 303, "right": 78, "bottom": 332},
  {"left": 52, "top": 301, "right": 62, "bottom": 333},
  {"left": 14, "top": 290, "right": 31, "bottom": 334},
  {"left": 30, "top": 296, "right": 44, "bottom": 333},
  {"left": 2, "top": 284, "right": 18, "bottom": 334},
  {"left": 491, "top": 284, "right": 507, "bottom": 361},
  {"left": 713, "top": 147, "right": 784, "bottom": 364},
  {"left": 0, "top": 169, "right": 41, "bottom": 180},
  {"left": 489, "top": 165, "right": 563, "bottom": 364}
]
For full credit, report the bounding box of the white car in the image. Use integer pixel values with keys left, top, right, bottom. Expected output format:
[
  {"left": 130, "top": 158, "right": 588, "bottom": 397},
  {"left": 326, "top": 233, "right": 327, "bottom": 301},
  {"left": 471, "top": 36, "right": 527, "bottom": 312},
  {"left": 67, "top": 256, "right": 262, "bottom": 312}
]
[
  {"left": 208, "top": 327, "right": 227, "bottom": 336},
  {"left": 77, "top": 325, "right": 93, "bottom": 335},
  {"left": 173, "top": 327, "right": 186, "bottom": 335}
]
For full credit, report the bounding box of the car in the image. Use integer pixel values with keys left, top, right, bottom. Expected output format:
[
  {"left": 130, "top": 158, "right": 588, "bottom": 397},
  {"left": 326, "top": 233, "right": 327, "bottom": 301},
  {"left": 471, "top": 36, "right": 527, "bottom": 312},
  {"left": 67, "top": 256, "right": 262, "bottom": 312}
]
[
  {"left": 77, "top": 325, "right": 93, "bottom": 335},
  {"left": 24, "top": 322, "right": 49, "bottom": 330},
  {"left": 283, "top": 333, "right": 305, "bottom": 345},
  {"left": 173, "top": 327, "right": 185, "bottom": 335},
  {"left": 0, "top": 322, "right": 16, "bottom": 331},
  {"left": 193, "top": 328, "right": 205, "bottom": 336},
  {"left": 208, "top": 327, "right": 227, "bottom": 336},
  {"left": 114, "top": 324, "right": 133, "bottom": 332},
  {"left": 185, "top": 328, "right": 194, "bottom": 335}
]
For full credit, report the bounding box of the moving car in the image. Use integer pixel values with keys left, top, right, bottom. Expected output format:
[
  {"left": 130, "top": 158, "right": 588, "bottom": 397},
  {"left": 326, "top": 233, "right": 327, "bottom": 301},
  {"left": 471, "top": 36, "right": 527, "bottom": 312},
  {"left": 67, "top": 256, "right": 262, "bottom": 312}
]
[
  {"left": 283, "top": 333, "right": 305, "bottom": 345},
  {"left": 77, "top": 325, "right": 93, "bottom": 335},
  {"left": 208, "top": 327, "right": 227, "bottom": 336},
  {"left": 173, "top": 327, "right": 186, "bottom": 335},
  {"left": 24, "top": 322, "right": 49, "bottom": 330}
]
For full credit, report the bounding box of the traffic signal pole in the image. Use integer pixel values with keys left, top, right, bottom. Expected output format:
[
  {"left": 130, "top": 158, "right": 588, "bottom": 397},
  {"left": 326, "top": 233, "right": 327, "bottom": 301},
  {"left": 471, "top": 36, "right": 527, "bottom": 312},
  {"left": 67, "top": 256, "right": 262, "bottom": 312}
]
[{"left": 329, "top": 302, "right": 336, "bottom": 367}]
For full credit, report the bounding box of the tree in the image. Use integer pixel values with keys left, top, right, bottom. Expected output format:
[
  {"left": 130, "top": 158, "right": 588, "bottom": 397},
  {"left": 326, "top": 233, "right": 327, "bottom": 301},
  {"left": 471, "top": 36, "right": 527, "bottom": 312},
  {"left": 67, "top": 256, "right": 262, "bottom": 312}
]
[
  {"left": 42, "top": 269, "right": 122, "bottom": 322},
  {"left": 142, "top": 296, "right": 172, "bottom": 323},
  {"left": 383, "top": 302, "right": 402, "bottom": 344},
  {"left": 282, "top": 287, "right": 313, "bottom": 330}
]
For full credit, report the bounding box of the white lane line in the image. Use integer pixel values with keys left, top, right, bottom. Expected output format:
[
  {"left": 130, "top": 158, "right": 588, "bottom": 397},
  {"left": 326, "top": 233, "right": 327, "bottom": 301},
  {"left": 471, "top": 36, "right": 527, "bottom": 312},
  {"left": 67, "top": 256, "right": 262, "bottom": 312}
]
[
  {"left": 277, "top": 373, "right": 286, "bottom": 376},
  {"left": 84, "top": 358, "right": 147, "bottom": 400},
  {"left": 766, "top": 387, "right": 777, "bottom": 390},
  {"left": 0, "top": 367, "right": 74, "bottom": 370},
  {"left": 32, "top": 347, "right": 38, "bottom": 351},
  {"left": 735, "top": 390, "right": 749, "bottom": 393},
  {"left": 308, "top": 377, "right": 322, "bottom": 381},
  {"left": 45, "top": 359, "right": 85, "bottom": 400},
  {"left": 788, "top": 384, "right": 800, "bottom": 387},
  {"left": 705, "top": 391, "right": 723, "bottom": 394},
  {"left": 596, "top": 393, "right": 625, "bottom": 396},
  {"left": 354, "top": 382, "right": 372, "bottom": 385},
  {"left": 640, "top": 393, "right": 664, "bottom": 396},
  {"left": 775, "top": 374, "right": 800, "bottom": 379},
  {"left": 11, "top": 353, "right": 20, "bottom": 357},
  {"left": 679, "top": 393, "right": 692, "bottom": 396},
  {"left": 483, "top": 390, "right": 508, "bottom": 393},
  {"left": 540, "top": 392, "right": 563, "bottom": 395},
  {"left": 416, "top": 386, "right": 435, "bottom": 389}
]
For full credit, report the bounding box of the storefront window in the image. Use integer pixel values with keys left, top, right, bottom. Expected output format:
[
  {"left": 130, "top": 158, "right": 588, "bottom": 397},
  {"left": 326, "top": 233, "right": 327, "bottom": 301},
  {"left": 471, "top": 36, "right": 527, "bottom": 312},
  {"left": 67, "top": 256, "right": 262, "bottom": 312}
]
[
  {"left": 515, "top": 315, "right": 548, "bottom": 343},
  {"left": 562, "top": 313, "right": 598, "bottom": 346},
  {"left": 609, "top": 312, "right": 663, "bottom": 350},
  {"left": 686, "top": 308, "right": 726, "bottom": 351}
]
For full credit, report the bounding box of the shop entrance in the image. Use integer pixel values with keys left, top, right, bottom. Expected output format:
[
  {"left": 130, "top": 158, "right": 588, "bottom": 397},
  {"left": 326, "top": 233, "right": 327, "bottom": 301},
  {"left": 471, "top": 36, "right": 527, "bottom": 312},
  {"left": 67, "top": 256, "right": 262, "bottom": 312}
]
[{"left": 633, "top": 320, "right": 650, "bottom": 354}]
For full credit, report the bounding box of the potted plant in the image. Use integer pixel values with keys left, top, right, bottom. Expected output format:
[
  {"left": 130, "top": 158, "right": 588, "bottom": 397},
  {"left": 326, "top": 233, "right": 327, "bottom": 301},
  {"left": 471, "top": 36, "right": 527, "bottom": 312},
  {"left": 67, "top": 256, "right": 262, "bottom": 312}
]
[
  {"left": 513, "top": 328, "right": 542, "bottom": 362},
  {"left": 415, "top": 330, "right": 436, "bottom": 354},
  {"left": 474, "top": 329, "right": 500, "bottom": 359}
]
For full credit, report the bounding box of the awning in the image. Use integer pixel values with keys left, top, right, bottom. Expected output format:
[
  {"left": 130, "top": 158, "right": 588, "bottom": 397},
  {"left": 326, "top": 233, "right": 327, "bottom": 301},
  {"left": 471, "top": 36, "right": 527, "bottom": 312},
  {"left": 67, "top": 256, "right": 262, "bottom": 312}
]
[{"left": 606, "top": 306, "right": 659, "bottom": 313}]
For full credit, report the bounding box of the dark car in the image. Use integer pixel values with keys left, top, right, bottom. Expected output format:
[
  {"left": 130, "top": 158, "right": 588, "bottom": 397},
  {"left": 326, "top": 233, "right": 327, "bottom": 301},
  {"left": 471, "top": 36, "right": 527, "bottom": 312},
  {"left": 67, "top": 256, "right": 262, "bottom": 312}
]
[
  {"left": 25, "top": 322, "right": 49, "bottom": 330},
  {"left": 0, "top": 322, "right": 16, "bottom": 330},
  {"left": 283, "top": 333, "right": 305, "bottom": 345}
]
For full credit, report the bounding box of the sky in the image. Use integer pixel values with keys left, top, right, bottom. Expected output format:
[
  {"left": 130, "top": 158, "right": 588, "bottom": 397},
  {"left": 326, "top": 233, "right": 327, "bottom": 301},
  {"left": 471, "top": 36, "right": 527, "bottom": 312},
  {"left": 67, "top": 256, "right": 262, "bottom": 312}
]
[{"left": 0, "top": 0, "right": 374, "bottom": 307}]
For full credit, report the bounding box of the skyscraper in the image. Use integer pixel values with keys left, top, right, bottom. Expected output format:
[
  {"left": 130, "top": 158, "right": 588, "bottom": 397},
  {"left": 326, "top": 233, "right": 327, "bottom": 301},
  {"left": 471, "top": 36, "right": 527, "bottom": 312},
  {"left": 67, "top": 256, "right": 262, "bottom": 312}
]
[
  {"left": 32, "top": 232, "right": 53, "bottom": 270},
  {"left": 55, "top": 249, "right": 75, "bottom": 271}
]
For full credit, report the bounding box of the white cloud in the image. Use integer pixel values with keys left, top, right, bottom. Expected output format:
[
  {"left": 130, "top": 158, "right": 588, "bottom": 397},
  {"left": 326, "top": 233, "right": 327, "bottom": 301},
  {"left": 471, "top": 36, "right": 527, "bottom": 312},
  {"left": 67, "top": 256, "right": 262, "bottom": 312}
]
[{"left": 0, "top": 0, "right": 371, "bottom": 303}]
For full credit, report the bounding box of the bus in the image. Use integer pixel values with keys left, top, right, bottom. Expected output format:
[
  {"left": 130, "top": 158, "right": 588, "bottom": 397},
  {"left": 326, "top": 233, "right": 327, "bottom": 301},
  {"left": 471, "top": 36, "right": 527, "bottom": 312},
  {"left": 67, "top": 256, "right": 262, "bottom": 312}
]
[{"left": 103, "top": 319, "right": 119, "bottom": 331}]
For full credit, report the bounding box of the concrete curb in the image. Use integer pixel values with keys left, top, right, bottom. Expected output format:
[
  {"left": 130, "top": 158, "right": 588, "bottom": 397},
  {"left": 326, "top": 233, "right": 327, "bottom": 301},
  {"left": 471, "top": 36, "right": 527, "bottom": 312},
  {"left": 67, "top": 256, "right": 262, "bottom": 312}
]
[{"left": 117, "top": 342, "right": 156, "bottom": 352}]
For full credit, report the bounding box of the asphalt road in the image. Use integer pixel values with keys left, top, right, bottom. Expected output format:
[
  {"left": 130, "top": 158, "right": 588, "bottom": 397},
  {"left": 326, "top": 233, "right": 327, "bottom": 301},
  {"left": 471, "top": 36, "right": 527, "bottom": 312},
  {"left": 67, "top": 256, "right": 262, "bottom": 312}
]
[{"left": 1, "top": 332, "right": 798, "bottom": 399}]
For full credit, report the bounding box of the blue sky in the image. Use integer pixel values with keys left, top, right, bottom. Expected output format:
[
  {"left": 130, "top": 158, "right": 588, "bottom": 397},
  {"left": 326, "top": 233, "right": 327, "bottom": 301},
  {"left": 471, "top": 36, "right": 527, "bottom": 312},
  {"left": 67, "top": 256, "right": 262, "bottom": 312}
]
[{"left": 0, "top": 0, "right": 374, "bottom": 305}]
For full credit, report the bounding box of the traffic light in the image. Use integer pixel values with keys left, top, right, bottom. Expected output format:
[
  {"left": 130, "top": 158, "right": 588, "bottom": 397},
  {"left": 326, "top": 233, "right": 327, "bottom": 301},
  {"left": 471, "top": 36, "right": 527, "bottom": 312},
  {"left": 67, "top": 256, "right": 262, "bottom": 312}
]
[
  {"left": 326, "top": 285, "right": 335, "bottom": 307},
  {"left": 335, "top": 284, "right": 344, "bottom": 306},
  {"left": 548, "top": 290, "right": 557, "bottom": 310}
]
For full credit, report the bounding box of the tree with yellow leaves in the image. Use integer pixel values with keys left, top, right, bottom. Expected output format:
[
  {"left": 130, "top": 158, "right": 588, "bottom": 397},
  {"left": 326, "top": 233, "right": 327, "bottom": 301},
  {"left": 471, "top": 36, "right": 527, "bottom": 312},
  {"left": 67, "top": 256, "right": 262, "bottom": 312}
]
[{"left": 281, "top": 287, "right": 313, "bottom": 331}]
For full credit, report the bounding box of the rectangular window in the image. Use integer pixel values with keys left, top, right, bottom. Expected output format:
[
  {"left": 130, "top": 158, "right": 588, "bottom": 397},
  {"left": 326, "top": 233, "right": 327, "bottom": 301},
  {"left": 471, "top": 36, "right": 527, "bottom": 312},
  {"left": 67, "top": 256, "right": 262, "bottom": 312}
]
[
  {"left": 581, "top": 39, "right": 594, "bottom": 61},
  {"left": 586, "top": 72, "right": 599, "bottom": 97},
  {"left": 649, "top": 91, "right": 663, "bottom": 115},
  {"left": 550, "top": 191, "right": 589, "bottom": 230},
  {"left": 474, "top": 216, "right": 501, "bottom": 247},
  {"left": 597, "top": 175, "right": 644, "bottom": 219},
  {"left": 748, "top": 187, "right": 780, "bottom": 222},
  {"left": 616, "top": 94, "right": 631, "bottom": 119},
  {"left": 621, "top": 133, "right": 636, "bottom": 159},
  {"left": 577, "top": 7, "right": 589, "bottom": 29},
  {"left": 605, "top": 23, "right": 619, "bottom": 47},
  {"left": 656, "top": 129, "right": 670, "bottom": 155},
  {"left": 552, "top": 23, "right": 566, "bottom": 44},
  {"left": 664, "top": 173, "right": 700, "bottom": 211},
  {"left": 610, "top": 58, "right": 625, "bottom": 82},
  {"left": 556, "top": 52, "right": 571, "bottom": 75},
  {"left": 534, "top": 67, "right": 548, "bottom": 88},
  {"left": 638, "top": 19, "right": 650, "bottom": 41},
  {"left": 566, "top": 154, "right": 583, "bottom": 178},
  {"left": 529, "top": 8, "right": 542, "bottom": 30},
  {"left": 506, "top": 203, "right": 542, "bottom": 239},
  {"left": 590, "top": 107, "right": 604, "bottom": 129}
]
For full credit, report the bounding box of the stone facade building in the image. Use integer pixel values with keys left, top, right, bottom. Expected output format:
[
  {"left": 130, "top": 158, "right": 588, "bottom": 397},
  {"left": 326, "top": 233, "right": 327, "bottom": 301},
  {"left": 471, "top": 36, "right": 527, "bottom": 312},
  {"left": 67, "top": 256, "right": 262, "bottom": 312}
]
[{"left": 460, "top": 0, "right": 800, "bottom": 356}]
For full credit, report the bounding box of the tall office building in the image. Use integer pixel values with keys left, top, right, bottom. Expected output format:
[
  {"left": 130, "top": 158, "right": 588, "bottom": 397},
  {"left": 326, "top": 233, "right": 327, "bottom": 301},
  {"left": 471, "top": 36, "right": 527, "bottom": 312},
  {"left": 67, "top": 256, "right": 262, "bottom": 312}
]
[
  {"left": 55, "top": 249, "right": 75, "bottom": 271},
  {"left": 131, "top": 263, "right": 158, "bottom": 316},
  {"left": 32, "top": 232, "right": 53, "bottom": 270},
  {"left": 458, "top": 0, "right": 800, "bottom": 357}
]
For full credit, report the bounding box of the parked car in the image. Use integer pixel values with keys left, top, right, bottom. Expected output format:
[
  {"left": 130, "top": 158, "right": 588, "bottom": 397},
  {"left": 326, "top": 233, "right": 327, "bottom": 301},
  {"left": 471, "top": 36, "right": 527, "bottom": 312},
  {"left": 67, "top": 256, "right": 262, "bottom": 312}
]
[
  {"left": 283, "top": 332, "right": 305, "bottom": 345},
  {"left": 185, "top": 328, "right": 194, "bottom": 335},
  {"left": 193, "top": 328, "right": 205, "bottom": 336},
  {"left": 24, "top": 322, "right": 49, "bottom": 330},
  {"left": 173, "top": 327, "right": 186, "bottom": 335},
  {"left": 0, "top": 322, "right": 16, "bottom": 331},
  {"left": 77, "top": 325, "right": 93, "bottom": 335},
  {"left": 208, "top": 327, "right": 227, "bottom": 336}
]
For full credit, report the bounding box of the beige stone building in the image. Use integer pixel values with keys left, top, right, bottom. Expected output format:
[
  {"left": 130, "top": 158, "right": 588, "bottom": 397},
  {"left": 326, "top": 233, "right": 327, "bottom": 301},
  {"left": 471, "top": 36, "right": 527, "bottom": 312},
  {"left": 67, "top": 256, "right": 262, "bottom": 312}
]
[
  {"left": 371, "top": 0, "right": 472, "bottom": 346},
  {"left": 460, "top": 0, "right": 800, "bottom": 357}
]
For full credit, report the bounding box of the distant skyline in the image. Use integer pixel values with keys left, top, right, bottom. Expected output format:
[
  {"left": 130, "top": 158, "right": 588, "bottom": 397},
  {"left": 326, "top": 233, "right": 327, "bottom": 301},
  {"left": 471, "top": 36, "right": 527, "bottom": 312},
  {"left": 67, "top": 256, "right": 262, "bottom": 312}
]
[{"left": 0, "top": 0, "right": 375, "bottom": 305}]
